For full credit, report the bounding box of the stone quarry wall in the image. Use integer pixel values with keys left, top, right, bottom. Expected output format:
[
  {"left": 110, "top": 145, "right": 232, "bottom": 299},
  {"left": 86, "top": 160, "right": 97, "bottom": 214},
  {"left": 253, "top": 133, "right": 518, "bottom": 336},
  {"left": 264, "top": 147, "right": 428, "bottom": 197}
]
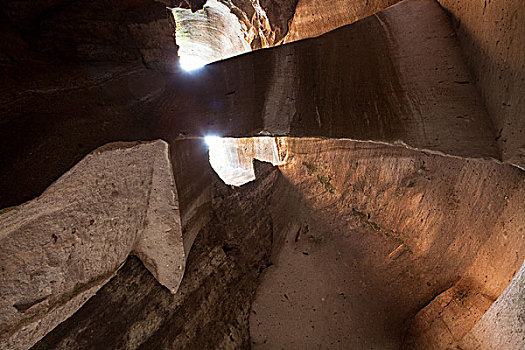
[
  {"left": 437, "top": 0, "right": 525, "bottom": 167},
  {"left": 2, "top": 136, "right": 524, "bottom": 349},
  {"left": 2, "top": 0, "right": 510, "bottom": 210},
  {"left": 2, "top": 0, "right": 497, "bottom": 210},
  {"left": 158, "top": 0, "right": 499, "bottom": 158},
  {"left": 249, "top": 138, "right": 525, "bottom": 349},
  {"left": 460, "top": 260, "right": 525, "bottom": 349},
  {"left": 285, "top": 0, "right": 399, "bottom": 42},
  {"left": 1, "top": 0, "right": 178, "bottom": 70},
  {"left": 1, "top": 0, "right": 524, "bottom": 348},
  {"left": 0, "top": 141, "right": 187, "bottom": 350},
  {"left": 29, "top": 153, "right": 278, "bottom": 349}
]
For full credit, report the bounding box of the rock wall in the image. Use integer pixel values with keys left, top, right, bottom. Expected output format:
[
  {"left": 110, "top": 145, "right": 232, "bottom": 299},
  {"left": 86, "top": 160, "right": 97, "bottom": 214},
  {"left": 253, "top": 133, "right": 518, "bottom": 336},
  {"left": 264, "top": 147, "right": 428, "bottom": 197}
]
[
  {"left": 459, "top": 259, "right": 525, "bottom": 349},
  {"left": 285, "top": 0, "right": 399, "bottom": 42},
  {"left": 0, "top": 0, "right": 523, "bottom": 348},
  {"left": 0, "top": 140, "right": 185, "bottom": 350},
  {"left": 437, "top": 0, "right": 525, "bottom": 168},
  {"left": 3, "top": 136, "right": 524, "bottom": 349},
  {"left": 158, "top": 0, "right": 499, "bottom": 158},
  {"left": 1, "top": 0, "right": 178, "bottom": 70},
  {"left": 172, "top": 0, "right": 252, "bottom": 70},
  {"left": 250, "top": 137, "right": 525, "bottom": 349},
  {"left": 28, "top": 156, "right": 278, "bottom": 349},
  {"left": 0, "top": 0, "right": 502, "bottom": 209}
]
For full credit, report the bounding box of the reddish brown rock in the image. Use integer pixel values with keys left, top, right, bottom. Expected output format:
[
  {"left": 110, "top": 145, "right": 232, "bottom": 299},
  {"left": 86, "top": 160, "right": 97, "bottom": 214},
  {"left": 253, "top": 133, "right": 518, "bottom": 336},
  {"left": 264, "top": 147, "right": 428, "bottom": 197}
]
[
  {"left": 285, "top": 0, "right": 399, "bottom": 42},
  {"left": 437, "top": 0, "right": 525, "bottom": 168},
  {"left": 17, "top": 136, "right": 524, "bottom": 349},
  {"left": 0, "top": 0, "right": 502, "bottom": 210},
  {"left": 250, "top": 137, "right": 525, "bottom": 349},
  {"left": 460, "top": 261, "right": 525, "bottom": 349},
  {"left": 159, "top": 0, "right": 499, "bottom": 160},
  {"left": 0, "top": 0, "right": 524, "bottom": 348}
]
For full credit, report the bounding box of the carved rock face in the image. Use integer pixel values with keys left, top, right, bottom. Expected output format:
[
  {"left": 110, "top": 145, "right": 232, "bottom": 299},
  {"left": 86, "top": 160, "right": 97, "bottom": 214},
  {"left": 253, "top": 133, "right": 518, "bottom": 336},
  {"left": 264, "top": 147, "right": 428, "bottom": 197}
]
[
  {"left": 0, "top": 140, "right": 185, "bottom": 350},
  {"left": 250, "top": 138, "right": 525, "bottom": 349},
  {"left": 0, "top": 0, "right": 525, "bottom": 348}
]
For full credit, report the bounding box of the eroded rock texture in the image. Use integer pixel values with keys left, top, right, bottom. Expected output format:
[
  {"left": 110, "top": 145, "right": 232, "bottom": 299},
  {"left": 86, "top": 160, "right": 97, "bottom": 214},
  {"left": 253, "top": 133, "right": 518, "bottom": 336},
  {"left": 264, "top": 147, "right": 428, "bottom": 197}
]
[
  {"left": 14, "top": 136, "right": 524, "bottom": 350},
  {"left": 437, "top": 0, "right": 525, "bottom": 167},
  {"left": 1, "top": 0, "right": 524, "bottom": 348},
  {"left": 0, "top": 0, "right": 502, "bottom": 209},
  {"left": 0, "top": 140, "right": 185, "bottom": 350},
  {"left": 250, "top": 138, "right": 525, "bottom": 349},
  {"left": 285, "top": 0, "right": 399, "bottom": 42},
  {"left": 460, "top": 261, "right": 525, "bottom": 349},
  {"left": 172, "top": 0, "right": 252, "bottom": 70},
  {"left": 159, "top": 0, "right": 499, "bottom": 158},
  {"left": 30, "top": 160, "right": 277, "bottom": 350}
]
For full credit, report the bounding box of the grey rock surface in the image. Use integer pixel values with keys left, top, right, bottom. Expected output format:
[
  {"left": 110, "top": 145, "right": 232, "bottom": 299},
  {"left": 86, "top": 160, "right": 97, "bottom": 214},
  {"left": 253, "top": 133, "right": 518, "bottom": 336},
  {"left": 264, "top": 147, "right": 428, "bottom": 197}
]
[
  {"left": 460, "top": 260, "right": 525, "bottom": 349},
  {"left": 0, "top": 140, "right": 184, "bottom": 350}
]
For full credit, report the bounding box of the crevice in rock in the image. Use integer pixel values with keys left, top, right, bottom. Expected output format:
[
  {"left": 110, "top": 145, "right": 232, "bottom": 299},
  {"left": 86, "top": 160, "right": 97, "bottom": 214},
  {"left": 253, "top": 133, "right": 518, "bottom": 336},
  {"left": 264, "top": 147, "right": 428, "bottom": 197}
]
[{"left": 13, "top": 297, "right": 49, "bottom": 313}]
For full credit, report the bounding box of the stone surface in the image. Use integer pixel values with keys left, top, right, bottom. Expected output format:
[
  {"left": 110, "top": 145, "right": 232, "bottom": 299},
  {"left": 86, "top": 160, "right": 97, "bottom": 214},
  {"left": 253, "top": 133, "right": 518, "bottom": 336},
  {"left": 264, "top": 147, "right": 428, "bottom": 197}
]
[
  {"left": 172, "top": 0, "right": 298, "bottom": 67},
  {"left": 0, "top": 0, "right": 502, "bottom": 209},
  {"left": 207, "top": 136, "right": 284, "bottom": 186},
  {"left": 437, "top": 0, "right": 525, "bottom": 168},
  {"left": 0, "top": 63, "right": 167, "bottom": 208},
  {"left": 0, "top": 140, "right": 185, "bottom": 350},
  {"left": 228, "top": 0, "right": 297, "bottom": 48},
  {"left": 0, "top": 0, "right": 524, "bottom": 348},
  {"left": 2, "top": 0, "right": 178, "bottom": 70},
  {"left": 459, "top": 259, "right": 525, "bottom": 349},
  {"left": 285, "top": 0, "right": 399, "bottom": 42},
  {"left": 257, "top": 0, "right": 298, "bottom": 45},
  {"left": 172, "top": 0, "right": 252, "bottom": 70},
  {"left": 16, "top": 137, "right": 523, "bottom": 350},
  {"left": 31, "top": 159, "right": 277, "bottom": 350},
  {"left": 250, "top": 137, "right": 525, "bottom": 349},
  {"left": 158, "top": 0, "right": 499, "bottom": 159}
]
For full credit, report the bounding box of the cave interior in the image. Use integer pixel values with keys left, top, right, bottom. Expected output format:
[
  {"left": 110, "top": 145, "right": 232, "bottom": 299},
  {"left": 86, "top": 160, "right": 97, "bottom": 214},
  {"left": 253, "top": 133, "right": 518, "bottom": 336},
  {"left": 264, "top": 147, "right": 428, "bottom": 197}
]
[{"left": 0, "top": 0, "right": 524, "bottom": 349}]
